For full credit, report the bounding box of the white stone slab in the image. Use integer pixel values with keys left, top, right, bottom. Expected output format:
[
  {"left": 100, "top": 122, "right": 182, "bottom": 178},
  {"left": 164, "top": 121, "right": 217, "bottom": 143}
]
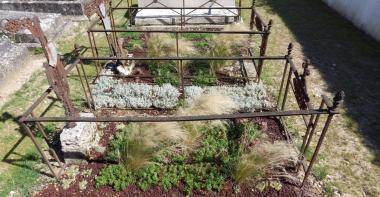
[{"left": 135, "top": 0, "right": 238, "bottom": 25}]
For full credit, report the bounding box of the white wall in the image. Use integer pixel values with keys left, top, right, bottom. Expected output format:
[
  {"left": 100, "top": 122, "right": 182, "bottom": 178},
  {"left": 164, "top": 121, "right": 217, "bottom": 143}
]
[{"left": 323, "top": 0, "right": 380, "bottom": 42}]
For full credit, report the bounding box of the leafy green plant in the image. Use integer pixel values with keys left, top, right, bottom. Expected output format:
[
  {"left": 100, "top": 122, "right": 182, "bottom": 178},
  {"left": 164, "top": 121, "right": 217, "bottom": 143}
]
[
  {"left": 95, "top": 165, "right": 135, "bottom": 191},
  {"left": 192, "top": 70, "right": 217, "bottom": 87},
  {"left": 136, "top": 164, "right": 160, "bottom": 191},
  {"left": 150, "top": 62, "right": 179, "bottom": 86},
  {"left": 120, "top": 32, "right": 144, "bottom": 51},
  {"left": 192, "top": 126, "right": 229, "bottom": 162}
]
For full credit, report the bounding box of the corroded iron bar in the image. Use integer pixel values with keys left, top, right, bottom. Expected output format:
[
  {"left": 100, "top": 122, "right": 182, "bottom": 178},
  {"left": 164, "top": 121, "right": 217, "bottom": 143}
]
[
  {"left": 80, "top": 56, "right": 287, "bottom": 61},
  {"left": 20, "top": 109, "right": 333, "bottom": 123},
  {"left": 89, "top": 29, "right": 266, "bottom": 34}
]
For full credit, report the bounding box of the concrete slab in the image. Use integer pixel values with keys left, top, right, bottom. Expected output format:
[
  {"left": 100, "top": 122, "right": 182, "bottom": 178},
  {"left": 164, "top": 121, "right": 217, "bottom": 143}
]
[
  {"left": 135, "top": 0, "right": 239, "bottom": 26},
  {"left": 0, "top": 10, "right": 70, "bottom": 43},
  {"left": 0, "top": 0, "right": 89, "bottom": 15},
  {"left": 0, "top": 35, "right": 29, "bottom": 85}
]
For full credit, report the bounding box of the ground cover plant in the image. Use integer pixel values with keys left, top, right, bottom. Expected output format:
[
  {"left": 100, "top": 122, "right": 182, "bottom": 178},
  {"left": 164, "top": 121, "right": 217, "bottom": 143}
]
[
  {"left": 92, "top": 77, "right": 271, "bottom": 111},
  {"left": 94, "top": 94, "right": 297, "bottom": 194}
]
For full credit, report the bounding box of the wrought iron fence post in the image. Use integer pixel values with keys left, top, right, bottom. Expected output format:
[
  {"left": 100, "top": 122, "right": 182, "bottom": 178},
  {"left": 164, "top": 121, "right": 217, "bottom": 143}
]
[
  {"left": 301, "top": 91, "right": 344, "bottom": 187},
  {"left": 277, "top": 43, "right": 293, "bottom": 109},
  {"left": 257, "top": 20, "right": 272, "bottom": 81}
]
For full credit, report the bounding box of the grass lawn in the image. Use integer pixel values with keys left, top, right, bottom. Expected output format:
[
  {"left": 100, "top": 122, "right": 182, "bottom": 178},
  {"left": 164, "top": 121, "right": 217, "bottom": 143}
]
[
  {"left": 0, "top": 0, "right": 379, "bottom": 196},
  {"left": 248, "top": 0, "right": 380, "bottom": 196}
]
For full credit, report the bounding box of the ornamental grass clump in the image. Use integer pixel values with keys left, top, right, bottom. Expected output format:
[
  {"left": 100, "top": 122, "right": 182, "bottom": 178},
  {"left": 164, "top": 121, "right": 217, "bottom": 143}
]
[
  {"left": 234, "top": 141, "right": 298, "bottom": 184},
  {"left": 109, "top": 122, "right": 188, "bottom": 171},
  {"left": 208, "top": 23, "right": 250, "bottom": 73}
]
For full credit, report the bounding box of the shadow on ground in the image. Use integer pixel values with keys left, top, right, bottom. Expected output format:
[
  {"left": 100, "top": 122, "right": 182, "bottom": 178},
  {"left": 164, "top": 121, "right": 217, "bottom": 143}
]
[{"left": 258, "top": 0, "right": 380, "bottom": 161}]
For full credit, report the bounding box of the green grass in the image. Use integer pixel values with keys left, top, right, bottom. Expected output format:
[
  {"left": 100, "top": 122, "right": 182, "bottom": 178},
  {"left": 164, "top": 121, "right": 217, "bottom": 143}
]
[{"left": 0, "top": 144, "right": 43, "bottom": 196}]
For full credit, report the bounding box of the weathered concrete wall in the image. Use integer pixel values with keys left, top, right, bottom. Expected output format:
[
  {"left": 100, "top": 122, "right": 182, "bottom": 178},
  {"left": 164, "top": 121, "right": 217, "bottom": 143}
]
[{"left": 323, "top": 0, "right": 380, "bottom": 42}]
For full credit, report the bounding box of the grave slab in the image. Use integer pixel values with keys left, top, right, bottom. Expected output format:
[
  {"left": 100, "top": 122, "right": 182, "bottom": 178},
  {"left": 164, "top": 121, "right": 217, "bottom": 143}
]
[{"left": 135, "top": 0, "right": 239, "bottom": 26}]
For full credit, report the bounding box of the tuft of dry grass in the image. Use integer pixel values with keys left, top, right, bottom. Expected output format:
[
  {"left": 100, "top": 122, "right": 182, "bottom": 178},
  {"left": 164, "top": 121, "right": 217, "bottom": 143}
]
[
  {"left": 119, "top": 122, "right": 187, "bottom": 170},
  {"left": 177, "top": 92, "right": 238, "bottom": 116},
  {"left": 177, "top": 92, "right": 238, "bottom": 147},
  {"left": 146, "top": 33, "right": 196, "bottom": 57},
  {"left": 234, "top": 141, "right": 298, "bottom": 184},
  {"left": 208, "top": 23, "right": 250, "bottom": 73}
]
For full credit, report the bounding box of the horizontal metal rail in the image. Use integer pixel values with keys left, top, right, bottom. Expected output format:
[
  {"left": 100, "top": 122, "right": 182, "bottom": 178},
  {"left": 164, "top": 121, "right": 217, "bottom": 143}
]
[
  {"left": 20, "top": 109, "right": 333, "bottom": 123},
  {"left": 80, "top": 56, "right": 287, "bottom": 61},
  {"left": 88, "top": 29, "right": 266, "bottom": 34},
  {"left": 112, "top": 6, "right": 254, "bottom": 10}
]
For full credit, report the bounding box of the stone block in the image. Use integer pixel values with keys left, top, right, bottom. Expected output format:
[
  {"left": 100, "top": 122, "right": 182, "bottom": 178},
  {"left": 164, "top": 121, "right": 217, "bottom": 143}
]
[{"left": 60, "top": 113, "right": 98, "bottom": 164}]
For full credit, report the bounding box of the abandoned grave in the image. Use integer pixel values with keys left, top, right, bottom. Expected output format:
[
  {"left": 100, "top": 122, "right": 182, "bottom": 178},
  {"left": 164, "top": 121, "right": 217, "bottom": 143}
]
[{"left": 1, "top": 0, "right": 344, "bottom": 196}]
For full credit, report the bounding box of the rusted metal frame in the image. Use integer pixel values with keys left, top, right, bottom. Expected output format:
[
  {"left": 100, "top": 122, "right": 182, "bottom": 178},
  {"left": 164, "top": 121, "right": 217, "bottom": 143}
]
[
  {"left": 247, "top": 47, "right": 259, "bottom": 80},
  {"left": 126, "top": 0, "right": 132, "bottom": 26},
  {"left": 23, "top": 88, "right": 53, "bottom": 117},
  {"left": 277, "top": 60, "right": 289, "bottom": 109},
  {"left": 22, "top": 54, "right": 81, "bottom": 118},
  {"left": 280, "top": 57, "right": 294, "bottom": 111},
  {"left": 75, "top": 64, "right": 91, "bottom": 109},
  {"left": 20, "top": 122, "right": 60, "bottom": 179},
  {"left": 31, "top": 112, "right": 65, "bottom": 169},
  {"left": 92, "top": 73, "right": 256, "bottom": 80},
  {"left": 213, "top": 1, "right": 239, "bottom": 16},
  {"left": 81, "top": 55, "right": 286, "bottom": 61},
  {"left": 300, "top": 99, "right": 324, "bottom": 157},
  {"left": 301, "top": 91, "right": 344, "bottom": 186},
  {"left": 257, "top": 20, "right": 272, "bottom": 82},
  {"left": 238, "top": 0, "right": 242, "bottom": 21},
  {"left": 91, "top": 31, "right": 102, "bottom": 79},
  {"left": 88, "top": 29, "right": 265, "bottom": 34},
  {"left": 180, "top": 0, "right": 184, "bottom": 28},
  {"left": 21, "top": 109, "right": 330, "bottom": 123},
  {"left": 80, "top": 62, "right": 96, "bottom": 110},
  {"left": 87, "top": 31, "right": 101, "bottom": 77},
  {"left": 289, "top": 80, "right": 309, "bottom": 127},
  {"left": 249, "top": 0, "right": 256, "bottom": 30},
  {"left": 183, "top": 0, "right": 210, "bottom": 17},
  {"left": 155, "top": 1, "right": 182, "bottom": 15},
  {"left": 109, "top": 3, "right": 119, "bottom": 50},
  {"left": 112, "top": 6, "right": 254, "bottom": 10},
  {"left": 301, "top": 115, "right": 334, "bottom": 186},
  {"left": 277, "top": 43, "right": 293, "bottom": 109},
  {"left": 239, "top": 60, "right": 248, "bottom": 84}
]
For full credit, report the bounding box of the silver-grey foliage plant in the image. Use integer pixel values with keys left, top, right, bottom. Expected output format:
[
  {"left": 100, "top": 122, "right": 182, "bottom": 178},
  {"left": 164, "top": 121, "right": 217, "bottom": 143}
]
[{"left": 92, "top": 77, "right": 271, "bottom": 111}]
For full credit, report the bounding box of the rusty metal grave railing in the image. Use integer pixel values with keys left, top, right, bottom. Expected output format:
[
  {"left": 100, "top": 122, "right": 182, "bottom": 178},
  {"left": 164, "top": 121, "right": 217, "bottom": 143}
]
[
  {"left": 85, "top": 0, "right": 273, "bottom": 82},
  {"left": 2, "top": 0, "right": 345, "bottom": 190}
]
